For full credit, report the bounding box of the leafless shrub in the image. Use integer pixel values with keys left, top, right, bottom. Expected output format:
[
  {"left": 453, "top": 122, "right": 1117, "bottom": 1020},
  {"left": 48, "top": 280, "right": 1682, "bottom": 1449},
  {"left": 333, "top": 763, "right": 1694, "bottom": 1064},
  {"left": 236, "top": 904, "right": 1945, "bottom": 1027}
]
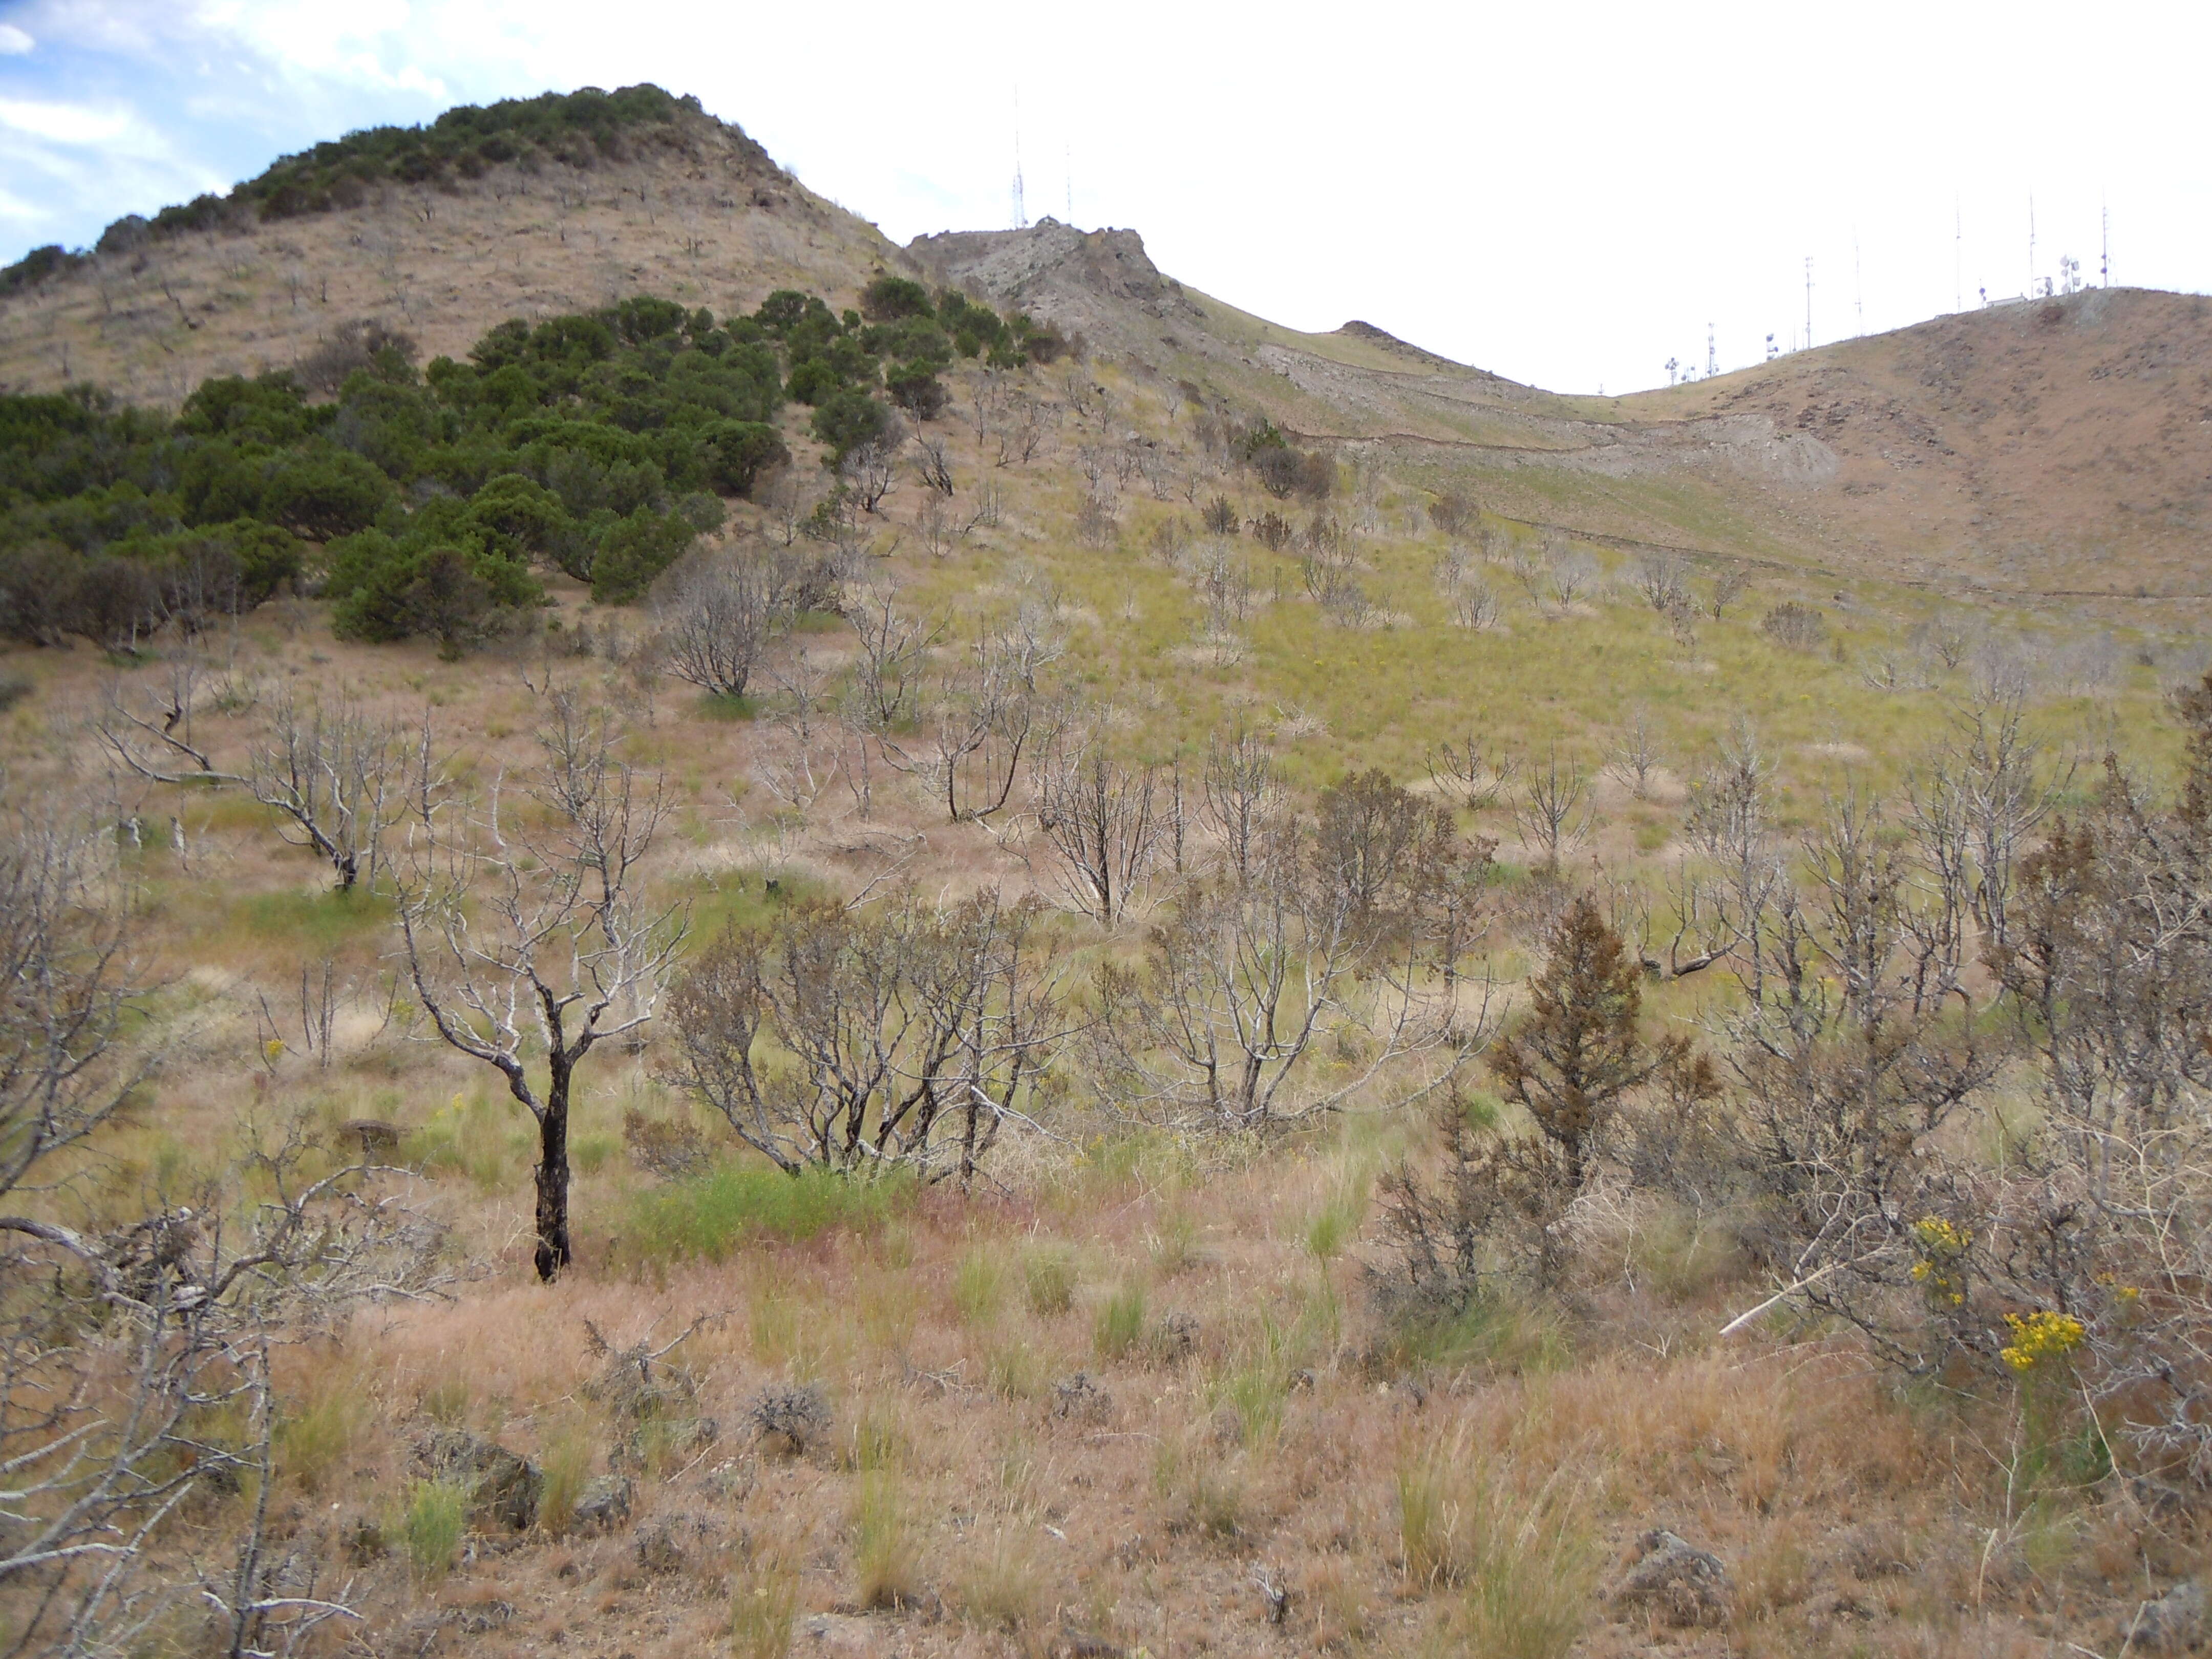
[
  {"left": 651, "top": 543, "right": 819, "bottom": 700},
  {"left": 1449, "top": 579, "right": 1502, "bottom": 630},
  {"left": 667, "top": 887, "right": 1065, "bottom": 1180},
  {"left": 1250, "top": 511, "right": 1292, "bottom": 552},
  {"left": 243, "top": 687, "right": 405, "bottom": 891},
  {"left": 1546, "top": 550, "right": 1603, "bottom": 610},
  {"left": 1075, "top": 488, "right": 1120, "bottom": 549},
  {"left": 917, "top": 496, "right": 958, "bottom": 559},
  {"left": 912, "top": 435, "right": 955, "bottom": 497},
  {"left": 1427, "top": 732, "right": 1519, "bottom": 812},
  {"left": 1707, "top": 566, "right": 1749, "bottom": 620},
  {"left": 1759, "top": 601, "right": 1827, "bottom": 652},
  {"left": 1603, "top": 707, "right": 1664, "bottom": 800},
  {"left": 1201, "top": 496, "right": 1239, "bottom": 536},
  {"left": 1034, "top": 727, "right": 1163, "bottom": 924},
  {"left": 1628, "top": 550, "right": 1683, "bottom": 611},
  {"left": 1513, "top": 743, "right": 1594, "bottom": 871},
  {"left": 845, "top": 588, "right": 942, "bottom": 730}
]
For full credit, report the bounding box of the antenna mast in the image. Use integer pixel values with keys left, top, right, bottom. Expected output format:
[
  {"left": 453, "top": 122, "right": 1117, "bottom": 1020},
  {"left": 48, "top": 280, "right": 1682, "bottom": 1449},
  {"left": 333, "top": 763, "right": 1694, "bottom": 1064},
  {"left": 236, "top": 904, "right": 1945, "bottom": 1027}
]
[
  {"left": 1706, "top": 323, "right": 1717, "bottom": 379},
  {"left": 1011, "top": 90, "right": 1027, "bottom": 229},
  {"left": 2101, "top": 197, "right": 2110, "bottom": 287},
  {"left": 1854, "top": 230, "right": 1864, "bottom": 335},
  {"left": 1804, "top": 256, "right": 1814, "bottom": 352}
]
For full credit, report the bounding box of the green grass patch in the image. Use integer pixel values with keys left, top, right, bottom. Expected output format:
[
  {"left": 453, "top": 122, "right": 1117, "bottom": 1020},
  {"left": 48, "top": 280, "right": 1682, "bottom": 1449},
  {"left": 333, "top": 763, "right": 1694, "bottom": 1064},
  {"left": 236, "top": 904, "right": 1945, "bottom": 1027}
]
[
  {"left": 621, "top": 1162, "right": 912, "bottom": 1265},
  {"left": 235, "top": 887, "right": 393, "bottom": 950}
]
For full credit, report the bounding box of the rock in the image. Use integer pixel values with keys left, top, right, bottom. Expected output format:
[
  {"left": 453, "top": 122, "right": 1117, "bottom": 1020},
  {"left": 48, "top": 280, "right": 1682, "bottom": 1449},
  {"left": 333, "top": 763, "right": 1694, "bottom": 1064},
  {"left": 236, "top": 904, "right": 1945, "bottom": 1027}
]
[
  {"left": 633, "top": 1520, "right": 686, "bottom": 1575},
  {"left": 1051, "top": 1371, "right": 1113, "bottom": 1424},
  {"left": 1612, "top": 1528, "right": 1732, "bottom": 1628},
  {"left": 343, "top": 1119, "right": 402, "bottom": 1156},
  {"left": 1838, "top": 1525, "right": 1911, "bottom": 1581},
  {"left": 2125, "top": 1580, "right": 2205, "bottom": 1652},
  {"left": 795, "top": 1613, "right": 879, "bottom": 1657},
  {"left": 571, "top": 1474, "right": 634, "bottom": 1532},
  {"left": 749, "top": 1383, "right": 830, "bottom": 1455},
  {"left": 1155, "top": 1312, "right": 1200, "bottom": 1360},
  {"left": 419, "top": 1429, "right": 543, "bottom": 1532}
]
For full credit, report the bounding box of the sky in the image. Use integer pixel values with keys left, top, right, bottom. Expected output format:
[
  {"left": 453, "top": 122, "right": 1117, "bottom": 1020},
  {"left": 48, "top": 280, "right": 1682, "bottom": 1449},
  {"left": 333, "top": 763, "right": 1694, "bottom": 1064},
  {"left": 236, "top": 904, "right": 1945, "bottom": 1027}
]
[{"left": 1, "top": 0, "right": 2205, "bottom": 395}]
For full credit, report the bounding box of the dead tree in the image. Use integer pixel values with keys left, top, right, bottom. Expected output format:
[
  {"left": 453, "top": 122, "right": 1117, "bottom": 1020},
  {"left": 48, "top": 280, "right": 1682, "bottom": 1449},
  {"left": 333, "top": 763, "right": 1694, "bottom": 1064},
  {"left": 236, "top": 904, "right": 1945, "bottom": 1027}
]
[
  {"left": 667, "top": 888, "right": 1065, "bottom": 1182},
  {"left": 1200, "top": 728, "right": 1284, "bottom": 888},
  {"left": 247, "top": 688, "right": 403, "bottom": 891},
  {"left": 913, "top": 436, "right": 955, "bottom": 497},
  {"left": 1513, "top": 744, "right": 1594, "bottom": 872},
  {"left": 394, "top": 694, "right": 687, "bottom": 1280},
  {"left": 0, "top": 807, "right": 433, "bottom": 1653},
  {"left": 651, "top": 543, "right": 807, "bottom": 700},
  {"left": 879, "top": 641, "right": 1036, "bottom": 824},
  {"left": 1034, "top": 729, "right": 1162, "bottom": 925},
  {"left": 95, "top": 658, "right": 245, "bottom": 788},
  {"left": 1428, "top": 731, "right": 1519, "bottom": 812},
  {"left": 1602, "top": 706, "right": 1664, "bottom": 801}
]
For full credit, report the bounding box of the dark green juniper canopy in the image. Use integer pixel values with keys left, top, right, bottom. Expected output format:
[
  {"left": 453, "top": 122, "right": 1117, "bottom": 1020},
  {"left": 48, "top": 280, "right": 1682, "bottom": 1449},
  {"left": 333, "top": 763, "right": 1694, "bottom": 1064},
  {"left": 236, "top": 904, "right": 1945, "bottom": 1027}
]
[{"left": 0, "top": 280, "right": 1038, "bottom": 653}]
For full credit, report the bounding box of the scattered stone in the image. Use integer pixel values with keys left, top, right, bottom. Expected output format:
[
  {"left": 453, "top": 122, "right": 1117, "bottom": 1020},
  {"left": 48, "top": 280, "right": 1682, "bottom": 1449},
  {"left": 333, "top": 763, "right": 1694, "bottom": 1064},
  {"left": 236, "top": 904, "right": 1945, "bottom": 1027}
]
[
  {"left": 1612, "top": 1528, "right": 1732, "bottom": 1628},
  {"left": 1051, "top": 1371, "right": 1113, "bottom": 1424},
  {"left": 2125, "top": 1580, "right": 2205, "bottom": 1652},
  {"left": 749, "top": 1383, "right": 831, "bottom": 1455},
  {"left": 1838, "top": 1525, "right": 1912, "bottom": 1581},
  {"left": 796, "top": 1613, "right": 879, "bottom": 1657},
  {"left": 633, "top": 1521, "right": 687, "bottom": 1576},
  {"left": 418, "top": 1429, "right": 543, "bottom": 1532},
  {"left": 571, "top": 1474, "right": 634, "bottom": 1533},
  {"left": 443, "top": 1600, "right": 514, "bottom": 1635},
  {"left": 1155, "top": 1312, "right": 1201, "bottom": 1360},
  {"left": 1289, "top": 1368, "right": 1317, "bottom": 1393},
  {"left": 343, "top": 1517, "right": 387, "bottom": 1565},
  {"left": 343, "top": 1119, "right": 402, "bottom": 1157}
]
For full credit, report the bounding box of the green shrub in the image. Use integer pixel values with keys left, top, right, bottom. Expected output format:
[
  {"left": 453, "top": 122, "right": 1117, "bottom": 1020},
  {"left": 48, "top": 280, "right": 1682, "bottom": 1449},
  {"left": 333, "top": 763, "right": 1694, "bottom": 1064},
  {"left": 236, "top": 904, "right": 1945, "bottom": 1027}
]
[
  {"left": 1020, "top": 1245, "right": 1077, "bottom": 1315},
  {"left": 401, "top": 1478, "right": 470, "bottom": 1580},
  {"left": 731, "top": 1554, "right": 798, "bottom": 1659},
  {"left": 276, "top": 1382, "right": 361, "bottom": 1493},
  {"left": 954, "top": 1250, "right": 1005, "bottom": 1325},
  {"left": 1094, "top": 1281, "right": 1146, "bottom": 1361}
]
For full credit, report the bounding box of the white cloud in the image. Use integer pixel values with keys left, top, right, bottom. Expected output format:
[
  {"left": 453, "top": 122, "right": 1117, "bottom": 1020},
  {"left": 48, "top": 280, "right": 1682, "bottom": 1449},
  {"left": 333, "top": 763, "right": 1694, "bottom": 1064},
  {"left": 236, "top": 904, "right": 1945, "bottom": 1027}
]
[
  {"left": 0, "top": 98, "right": 132, "bottom": 145},
  {"left": 0, "top": 25, "right": 34, "bottom": 54}
]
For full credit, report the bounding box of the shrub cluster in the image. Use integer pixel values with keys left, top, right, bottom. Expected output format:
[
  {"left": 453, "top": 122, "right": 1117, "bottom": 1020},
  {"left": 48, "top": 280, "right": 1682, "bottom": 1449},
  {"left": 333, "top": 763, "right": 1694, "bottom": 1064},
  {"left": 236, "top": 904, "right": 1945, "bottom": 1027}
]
[
  {"left": 1, "top": 84, "right": 719, "bottom": 293},
  {"left": 0, "top": 279, "right": 1029, "bottom": 649}
]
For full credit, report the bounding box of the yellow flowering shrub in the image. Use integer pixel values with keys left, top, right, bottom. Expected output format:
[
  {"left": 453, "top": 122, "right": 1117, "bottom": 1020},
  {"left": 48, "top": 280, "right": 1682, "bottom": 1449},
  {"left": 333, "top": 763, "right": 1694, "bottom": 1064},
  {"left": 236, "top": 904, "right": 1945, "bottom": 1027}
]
[{"left": 2000, "top": 1310, "right": 2085, "bottom": 1373}]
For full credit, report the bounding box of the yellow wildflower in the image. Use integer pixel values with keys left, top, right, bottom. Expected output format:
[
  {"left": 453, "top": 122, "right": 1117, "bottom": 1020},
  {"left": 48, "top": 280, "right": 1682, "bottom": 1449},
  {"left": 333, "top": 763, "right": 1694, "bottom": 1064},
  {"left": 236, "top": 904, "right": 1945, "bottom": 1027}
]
[{"left": 2000, "top": 1310, "right": 2085, "bottom": 1373}]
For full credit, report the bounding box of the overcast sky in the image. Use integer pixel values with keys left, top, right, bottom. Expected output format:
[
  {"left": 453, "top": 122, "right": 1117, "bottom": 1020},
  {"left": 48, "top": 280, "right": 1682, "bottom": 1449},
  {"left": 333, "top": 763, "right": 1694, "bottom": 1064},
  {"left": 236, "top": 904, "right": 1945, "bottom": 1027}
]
[{"left": 1, "top": 0, "right": 2204, "bottom": 394}]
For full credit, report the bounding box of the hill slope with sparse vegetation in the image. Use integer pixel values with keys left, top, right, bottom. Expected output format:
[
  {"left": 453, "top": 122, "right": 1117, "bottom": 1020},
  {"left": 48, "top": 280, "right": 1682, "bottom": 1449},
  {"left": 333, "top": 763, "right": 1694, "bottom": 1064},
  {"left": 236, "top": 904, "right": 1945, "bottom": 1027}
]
[{"left": 2, "top": 86, "right": 2210, "bottom": 1659}]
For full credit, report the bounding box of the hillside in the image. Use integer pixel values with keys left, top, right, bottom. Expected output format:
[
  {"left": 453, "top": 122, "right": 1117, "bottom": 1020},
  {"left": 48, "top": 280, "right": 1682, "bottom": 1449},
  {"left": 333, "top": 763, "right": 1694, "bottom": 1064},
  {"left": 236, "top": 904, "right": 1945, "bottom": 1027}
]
[
  {"left": 5, "top": 87, "right": 2212, "bottom": 1659},
  {"left": 6, "top": 101, "right": 2211, "bottom": 616}
]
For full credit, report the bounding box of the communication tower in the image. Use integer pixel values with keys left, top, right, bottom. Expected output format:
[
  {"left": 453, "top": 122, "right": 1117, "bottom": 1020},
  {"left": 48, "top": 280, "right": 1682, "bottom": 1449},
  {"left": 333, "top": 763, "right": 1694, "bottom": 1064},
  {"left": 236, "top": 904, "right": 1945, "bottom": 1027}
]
[
  {"left": 1803, "top": 257, "right": 1813, "bottom": 351},
  {"left": 1011, "top": 91, "right": 1027, "bottom": 229},
  {"left": 1706, "top": 324, "right": 1717, "bottom": 378}
]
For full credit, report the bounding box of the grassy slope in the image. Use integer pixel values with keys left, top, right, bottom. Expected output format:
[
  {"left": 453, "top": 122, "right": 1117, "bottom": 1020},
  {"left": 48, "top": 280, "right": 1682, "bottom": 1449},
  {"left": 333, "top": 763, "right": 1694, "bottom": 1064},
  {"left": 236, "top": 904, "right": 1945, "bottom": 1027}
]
[{"left": 2, "top": 110, "right": 2207, "bottom": 1659}]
